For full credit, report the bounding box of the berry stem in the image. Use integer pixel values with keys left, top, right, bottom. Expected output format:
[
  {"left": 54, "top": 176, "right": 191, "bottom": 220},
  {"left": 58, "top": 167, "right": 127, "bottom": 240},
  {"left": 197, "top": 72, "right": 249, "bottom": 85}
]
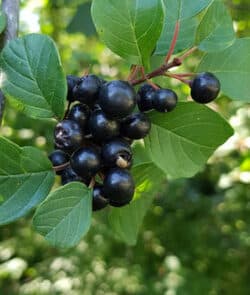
[
  {"left": 175, "top": 72, "right": 196, "bottom": 77},
  {"left": 88, "top": 178, "right": 95, "bottom": 189},
  {"left": 164, "top": 72, "right": 192, "bottom": 86},
  {"left": 127, "top": 65, "right": 137, "bottom": 81},
  {"left": 128, "top": 65, "right": 141, "bottom": 82},
  {"left": 178, "top": 46, "right": 198, "bottom": 63},
  {"left": 165, "top": 21, "right": 180, "bottom": 64},
  {"left": 130, "top": 47, "right": 198, "bottom": 86},
  {"left": 116, "top": 156, "right": 129, "bottom": 169},
  {"left": 53, "top": 161, "right": 70, "bottom": 172},
  {"left": 130, "top": 58, "right": 182, "bottom": 86},
  {"left": 64, "top": 101, "right": 72, "bottom": 119}
]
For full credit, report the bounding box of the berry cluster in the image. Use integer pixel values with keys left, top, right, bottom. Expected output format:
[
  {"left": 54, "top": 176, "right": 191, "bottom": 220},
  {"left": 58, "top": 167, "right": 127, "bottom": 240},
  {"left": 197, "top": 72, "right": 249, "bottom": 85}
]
[{"left": 49, "top": 71, "right": 220, "bottom": 211}]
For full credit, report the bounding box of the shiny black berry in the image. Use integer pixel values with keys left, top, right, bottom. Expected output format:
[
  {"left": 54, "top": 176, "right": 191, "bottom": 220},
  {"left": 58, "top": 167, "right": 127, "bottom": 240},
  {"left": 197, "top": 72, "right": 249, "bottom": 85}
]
[
  {"left": 121, "top": 113, "right": 151, "bottom": 139},
  {"left": 153, "top": 89, "right": 178, "bottom": 112},
  {"left": 92, "top": 184, "right": 109, "bottom": 211},
  {"left": 54, "top": 120, "right": 83, "bottom": 151},
  {"left": 71, "top": 147, "right": 101, "bottom": 178},
  {"left": 49, "top": 150, "right": 69, "bottom": 174},
  {"left": 67, "top": 75, "right": 79, "bottom": 102},
  {"left": 99, "top": 80, "right": 136, "bottom": 119},
  {"left": 68, "top": 103, "right": 90, "bottom": 129},
  {"left": 101, "top": 139, "right": 132, "bottom": 169},
  {"left": 73, "top": 74, "right": 102, "bottom": 106},
  {"left": 103, "top": 168, "right": 135, "bottom": 207},
  {"left": 191, "top": 72, "right": 221, "bottom": 104},
  {"left": 137, "top": 83, "right": 155, "bottom": 112},
  {"left": 61, "top": 166, "right": 84, "bottom": 185},
  {"left": 88, "top": 110, "right": 120, "bottom": 142}
]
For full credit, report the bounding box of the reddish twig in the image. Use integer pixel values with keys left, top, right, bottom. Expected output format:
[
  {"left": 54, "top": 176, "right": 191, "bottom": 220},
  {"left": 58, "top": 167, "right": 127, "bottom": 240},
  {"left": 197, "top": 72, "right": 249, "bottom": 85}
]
[
  {"left": 178, "top": 46, "right": 198, "bottom": 63},
  {"left": 164, "top": 72, "right": 192, "bottom": 86},
  {"left": 88, "top": 178, "right": 95, "bottom": 189},
  {"left": 130, "top": 46, "right": 198, "bottom": 86},
  {"left": 174, "top": 73, "right": 196, "bottom": 77},
  {"left": 53, "top": 161, "right": 70, "bottom": 172},
  {"left": 127, "top": 65, "right": 137, "bottom": 81},
  {"left": 165, "top": 21, "right": 180, "bottom": 64},
  {"left": 130, "top": 58, "right": 182, "bottom": 86}
]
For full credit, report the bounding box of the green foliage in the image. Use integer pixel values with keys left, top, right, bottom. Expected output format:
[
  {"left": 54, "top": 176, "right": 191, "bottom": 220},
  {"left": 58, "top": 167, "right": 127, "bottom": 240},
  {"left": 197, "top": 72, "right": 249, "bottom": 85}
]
[
  {"left": 0, "top": 0, "right": 250, "bottom": 294},
  {"left": 0, "top": 137, "right": 55, "bottom": 225},
  {"left": 0, "top": 34, "right": 66, "bottom": 119},
  {"left": 109, "top": 163, "right": 165, "bottom": 245},
  {"left": 197, "top": 37, "right": 250, "bottom": 102},
  {"left": 0, "top": 0, "right": 248, "bottom": 250},
  {"left": 195, "top": 0, "right": 235, "bottom": 51},
  {"left": 155, "top": 0, "right": 213, "bottom": 55},
  {"left": 144, "top": 103, "right": 233, "bottom": 178},
  {"left": 0, "top": 10, "right": 6, "bottom": 34},
  {"left": 91, "top": 0, "right": 165, "bottom": 67},
  {"left": 156, "top": 16, "right": 198, "bottom": 55},
  {"left": 33, "top": 182, "right": 92, "bottom": 248}
]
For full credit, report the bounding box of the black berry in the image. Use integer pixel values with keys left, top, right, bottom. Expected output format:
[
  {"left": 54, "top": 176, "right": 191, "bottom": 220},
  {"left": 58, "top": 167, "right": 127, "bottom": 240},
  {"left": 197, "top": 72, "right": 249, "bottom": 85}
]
[
  {"left": 67, "top": 75, "right": 79, "bottom": 102},
  {"left": 191, "top": 72, "right": 221, "bottom": 104},
  {"left": 121, "top": 113, "right": 151, "bottom": 139},
  {"left": 88, "top": 110, "right": 120, "bottom": 142},
  {"left": 61, "top": 166, "right": 84, "bottom": 185},
  {"left": 73, "top": 74, "right": 102, "bottom": 105},
  {"left": 103, "top": 168, "right": 135, "bottom": 207},
  {"left": 101, "top": 138, "right": 132, "bottom": 169},
  {"left": 54, "top": 120, "right": 83, "bottom": 151},
  {"left": 71, "top": 147, "right": 101, "bottom": 178},
  {"left": 153, "top": 89, "right": 178, "bottom": 112},
  {"left": 137, "top": 83, "right": 155, "bottom": 112},
  {"left": 99, "top": 80, "right": 136, "bottom": 119},
  {"left": 68, "top": 103, "right": 90, "bottom": 129},
  {"left": 49, "top": 150, "right": 69, "bottom": 174},
  {"left": 92, "top": 184, "right": 109, "bottom": 211}
]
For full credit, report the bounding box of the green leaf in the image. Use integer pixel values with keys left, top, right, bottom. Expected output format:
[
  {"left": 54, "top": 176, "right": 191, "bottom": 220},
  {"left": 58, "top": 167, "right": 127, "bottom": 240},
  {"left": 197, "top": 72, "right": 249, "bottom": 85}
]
[
  {"left": 166, "top": 0, "right": 214, "bottom": 20},
  {"left": 144, "top": 102, "right": 234, "bottom": 178},
  {"left": 67, "top": 2, "right": 96, "bottom": 36},
  {"left": 197, "top": 38, "right": 250, "bottom": 102},
  {"left": 0, "top": 34, "right": 66, "bottom": 119},
  {"left": 0, "top": 137, "right": 55, "bottom": 225},
  {"left": 91, "top": 0, "right": 165, "bottom": 67},
  {"left": 33, "top": 182, "right": 92, "bottom": 248},
  {"left": 156, "top": 16, "right": 198, "bottom": 55},
  {"left": 0, "top": 10, "right": 6, "bottom": 34},
  {"left": 155, "top": 0, "right": 213, "bottom": 55},
  {"left": 109, "top": 162, "right": 165, "bottom": 246},
  {"left": 195, "top": 0, "right": 235, "bottom": 52}
]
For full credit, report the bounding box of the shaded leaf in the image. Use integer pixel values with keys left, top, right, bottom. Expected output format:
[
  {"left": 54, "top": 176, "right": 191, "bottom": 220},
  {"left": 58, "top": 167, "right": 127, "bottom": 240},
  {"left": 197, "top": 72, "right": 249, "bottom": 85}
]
[
  {"left": 144, "top": 102, "right": 234, "bottom": 178},
  {"left": 33, "top": 182, "right": 92, "bottom": 248},
  {"left": 0, "top": 34, "right": 66, "bottom": 119},
  {"left": 155, "top": 0, "right": 213, "bottom": 55},
  {"left": 109, "top": 162, "right": 165, "bottom": 245},
  {"left": 91, "top": 0, "right": 164, "bottom": 67},
  {"left": 195, "top": 0, "right": 235, "bottom": 52},
  {"left": 197, "top": 38, "right": 250, "bottom": 102},
  {"left": 0, "top": 137, "right": 55, "bottom": 225},
  {"left": 0, "top": 10, "right": 6, "bottom": 34}
]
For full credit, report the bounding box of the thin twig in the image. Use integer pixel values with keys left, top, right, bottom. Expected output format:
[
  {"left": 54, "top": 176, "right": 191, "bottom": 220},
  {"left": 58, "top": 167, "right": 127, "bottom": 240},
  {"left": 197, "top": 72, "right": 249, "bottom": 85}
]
[
  {"left": 53, "top": 161, "right": 70, "bottom": 172},
  {"left": 164, "top": 72, "right": 192, "bottom": 86},
  {"left": 130, "top": 58, "right": 182, "bottom": 86},
  {"left": 178, "top": 46, "right": 198, "bottom": 63},
  {"left": 130, "top": 46, "right": 198, "bottom": 86},
  {"left": 165, "top": 21, "right": 180, "bottom": 64}
]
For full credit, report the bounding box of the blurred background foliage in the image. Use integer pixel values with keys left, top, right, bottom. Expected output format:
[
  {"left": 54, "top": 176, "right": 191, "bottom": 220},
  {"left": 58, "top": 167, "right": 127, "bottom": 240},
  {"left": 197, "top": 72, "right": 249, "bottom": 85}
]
[{"left": 0, "top": 0, "right": 250, "bottom": 294}]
